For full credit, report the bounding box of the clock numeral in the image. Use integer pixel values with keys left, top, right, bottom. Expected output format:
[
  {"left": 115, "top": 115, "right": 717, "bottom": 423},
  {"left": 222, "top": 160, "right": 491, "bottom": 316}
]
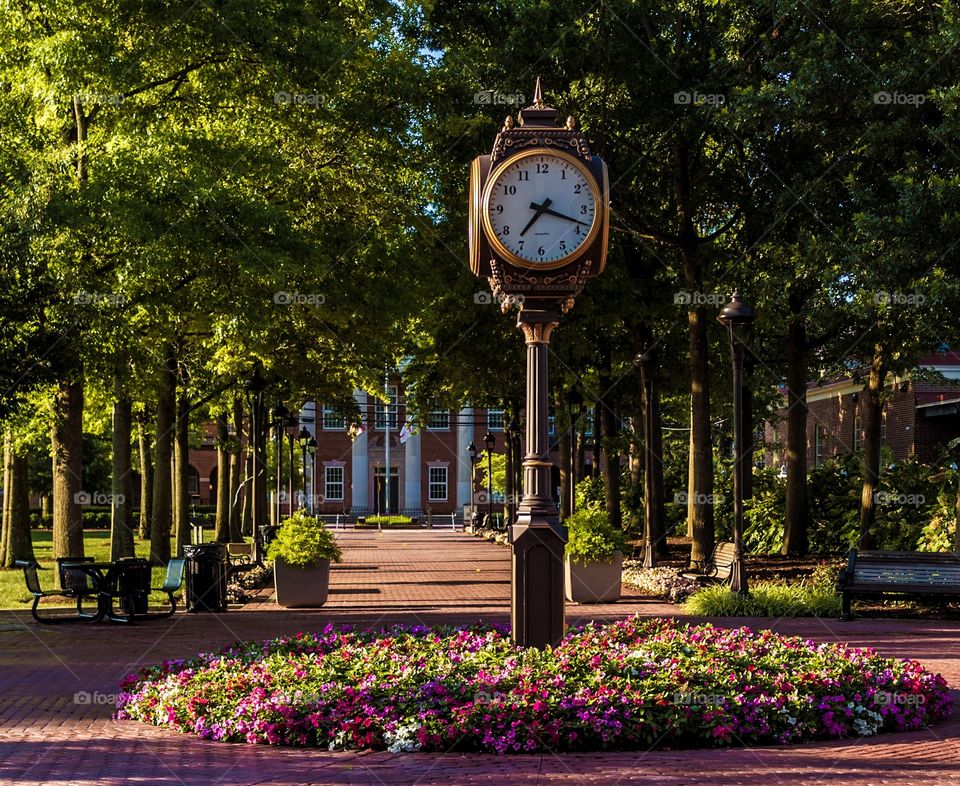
[
  {"left": 561, "top": 169, "right": 567, "bottom": 180},
  {"left": 559, "top": 241, "right": 567, "bottom": 251},
  {"left": 518, "top": 240, "right": 524, "bottom": 249},
  {"left": 502, "top": 226, "right": 510, "bottom": 236},
  {"left": 504, "top": 185, "right": 517, "bottom": 195},
  {"left": 536, "top": 163, "right": 549, "bottom": 174},
  {"left": 574, "top": 184, "right": 582, "bottom": 194},
  {"left": 537, "top": 246, "right": 545, "bottom": 256},
  {"left": 517, "top": 170, "right": 529, "bottom": 181},
  {"left": 580, "top": 204, "right": 588, "bottom": 215},
  {"left": 495, "top": 204, "right": 504, "bottom": 214},
  {"left": 575, "top": 226, "right": 581, "bottom": 235}
]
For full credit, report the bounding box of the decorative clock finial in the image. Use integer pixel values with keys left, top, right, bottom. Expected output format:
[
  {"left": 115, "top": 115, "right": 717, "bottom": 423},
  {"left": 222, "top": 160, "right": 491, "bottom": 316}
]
[{"left": 533, "top": 76, "right": 544, "bottom": 109}]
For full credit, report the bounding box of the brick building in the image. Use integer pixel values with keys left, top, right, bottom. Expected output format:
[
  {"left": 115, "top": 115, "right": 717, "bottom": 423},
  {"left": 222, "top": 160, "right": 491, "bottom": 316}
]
[
  {"left": 188, "top": 385, "right": 564, "bottom": 516},
  {"left": 765, "top": 350, "right": 960, "bottom": 468}
]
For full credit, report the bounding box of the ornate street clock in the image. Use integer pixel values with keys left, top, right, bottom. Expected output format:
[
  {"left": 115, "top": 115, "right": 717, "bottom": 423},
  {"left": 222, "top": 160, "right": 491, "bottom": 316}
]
[
  {"left": 469, "top": 79, "right": 608, "bottom": 311},
  {"left": 467, "top": 80, "right": 611, "bottom": 649}
]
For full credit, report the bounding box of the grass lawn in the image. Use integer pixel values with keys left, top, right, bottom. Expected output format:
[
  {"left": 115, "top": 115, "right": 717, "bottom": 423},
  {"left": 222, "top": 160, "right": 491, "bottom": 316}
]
[{"left": 0, "top": 530, "right": 191, "bottom": 610}]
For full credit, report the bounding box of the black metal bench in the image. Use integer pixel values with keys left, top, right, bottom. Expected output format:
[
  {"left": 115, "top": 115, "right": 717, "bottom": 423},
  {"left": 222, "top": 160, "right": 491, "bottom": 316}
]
[
  {"left": 682, "top": 541, "right": 736, "bottom": 583},
  {"left": 837, "top": 549, "right": 960, "bottom": 620}
]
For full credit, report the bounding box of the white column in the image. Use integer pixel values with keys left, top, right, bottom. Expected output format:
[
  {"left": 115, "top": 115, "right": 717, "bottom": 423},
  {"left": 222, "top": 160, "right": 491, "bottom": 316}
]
[
  {"left": 350, "top": 390, "right": 369, "bottom": 510},
  {"left": 456, "top": 406, "right": 474, "bottom": 511},
  {"left": 403, "top": 429, "right": 421, "bottom": 512}
]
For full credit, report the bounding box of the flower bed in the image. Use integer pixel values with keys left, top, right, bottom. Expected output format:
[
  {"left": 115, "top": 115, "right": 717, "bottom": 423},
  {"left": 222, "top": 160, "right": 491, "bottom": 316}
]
[
  {"left": 116, "top": 615, "right": 951, "bottom": 753},
  {"left": 622, "top": 562, "right": 701, "bottom": 602}
]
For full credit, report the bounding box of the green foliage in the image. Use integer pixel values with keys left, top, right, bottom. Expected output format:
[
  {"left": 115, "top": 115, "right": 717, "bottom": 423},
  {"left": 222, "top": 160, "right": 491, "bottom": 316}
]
[
  {"left": 743, "top": 468, "right": 788, "bottom": 553},
  {"left": 359, "top": 516, "right": 415, "bottom": 527},
  {"left": 684, "top": 565, "right": 842, "bottom": 618},
  {"left": 565, "top": 503, "right": 628, "bottom": 565},
  {"left": 267, "top": 511, "right": 342, "bottom": 568},
  {"left": 573, "top": 476, "right": 605, "bottom": 510}
]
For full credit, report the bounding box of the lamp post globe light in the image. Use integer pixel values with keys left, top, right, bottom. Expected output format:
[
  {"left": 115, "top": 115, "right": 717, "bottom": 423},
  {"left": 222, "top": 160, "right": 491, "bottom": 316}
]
[
  {"left": 244, "top": 365, "right": 268, "bottom": 563},
  {"left": 468, "top": 78, "right": 609, "bottom": 647},
  {"left": 717, "top": 291, "right": 756, "bottom": 596}
]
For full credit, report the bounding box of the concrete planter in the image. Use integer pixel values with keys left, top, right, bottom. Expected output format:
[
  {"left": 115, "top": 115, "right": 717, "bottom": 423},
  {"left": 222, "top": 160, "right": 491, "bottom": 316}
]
[
  {"left": 564, "top": 551, "right": 623, "bottom": 603},
  {"left": 273, "top": 557, "right": 331, "bottom": 608}
]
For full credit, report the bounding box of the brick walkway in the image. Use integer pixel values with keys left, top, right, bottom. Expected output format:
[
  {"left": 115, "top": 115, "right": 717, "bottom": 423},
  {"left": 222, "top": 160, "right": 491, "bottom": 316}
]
[{"left": 1, "top": 529, "right": 958, "bottom": 785}]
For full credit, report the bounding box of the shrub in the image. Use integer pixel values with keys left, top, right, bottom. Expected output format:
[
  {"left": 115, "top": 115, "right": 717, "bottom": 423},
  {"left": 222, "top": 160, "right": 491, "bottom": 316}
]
[
  {"left": 267, "top": 510, "right": 342, "bottom": 568},
  {"left": 683, "top": 563, "right": 843, "bottom": 617},
  {"left": 565, "top": 503, "right": 628, "bottom": 565},
  {"left": 360, "top": 515, "right": 414, "bottom": 527}
]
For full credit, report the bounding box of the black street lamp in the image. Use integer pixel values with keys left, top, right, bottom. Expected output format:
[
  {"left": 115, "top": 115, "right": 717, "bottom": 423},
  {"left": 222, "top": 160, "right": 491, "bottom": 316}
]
[
  {"left": 244, "top": 365, "right": 268, "bottom": 563},
  {"left": 297, "top": 426, "right": 311, "bottom": 512},
  {"left": 484, "top": 431, "right": 495, "bottom": 529},
  {"left": 271, "top": 403, "right": 289, "bottom": 524},
  {"left": 467, "top": 441, "right": 479, "bottom": 527},
  {"left": 284, "top": 414, "right": 298, "bottom": 515},
  {"left": 718, "top": 291, "right": 756, "bottom": 595},
  {"left": 307, "top": 436, "right": 317, "bottom": 513}
]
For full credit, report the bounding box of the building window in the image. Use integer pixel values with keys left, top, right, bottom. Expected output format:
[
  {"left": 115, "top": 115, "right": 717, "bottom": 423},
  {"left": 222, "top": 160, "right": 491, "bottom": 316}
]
[
  {"left": 188, "top": 466, "right": 199, "bottom": 495},
  {"left": 322, "top": 406, "right": 347, "bottom": 430},
  {"left": 814, "top": 426, "right": 825, "bottom": 468},
  {"left": 324, "top": 466, "right": 344, "bottom": 501},
  {"left": 881, "top": 407, "right": 888, "bottom": 446},
  {"left": 425, "top": 409, "right": 450, "bottom": 430},
  {"left": 548, "top": 415, "right": 556, "bottom": 436},
  {"left": 487, "top": 408, "right": 504, "bottom": 431},
  {"left": 428, "top": 466, "right": 448, "bottom": 501},
  {"left": 853, "top": 411, "right": 862, "bottom": 452},
  {"left": 375, "top": 385, "right": 399, "bottom": 430}
]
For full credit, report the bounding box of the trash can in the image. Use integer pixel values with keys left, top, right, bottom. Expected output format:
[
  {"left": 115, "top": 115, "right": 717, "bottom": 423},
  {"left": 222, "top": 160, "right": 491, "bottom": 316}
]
[
  {"left": 117, "top": 558, "right": 152, "bottom": 615},
  {"left": 184, "top": 543, "right": 228, "bottom": 612}
]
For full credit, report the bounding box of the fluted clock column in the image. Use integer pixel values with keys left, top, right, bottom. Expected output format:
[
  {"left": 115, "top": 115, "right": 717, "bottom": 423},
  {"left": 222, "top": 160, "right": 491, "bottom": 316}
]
[{"left": 510, "top": 308, "right": 565, "bottom": 648}]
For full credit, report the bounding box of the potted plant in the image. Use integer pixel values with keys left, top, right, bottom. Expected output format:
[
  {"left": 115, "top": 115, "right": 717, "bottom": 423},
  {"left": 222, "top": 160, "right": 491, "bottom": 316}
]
[
  {"left": 564, "top": 503, "right": 627, "bottom": 603},
  {"left": 267, "top": 510, "right": 343, "bottom": 608}
]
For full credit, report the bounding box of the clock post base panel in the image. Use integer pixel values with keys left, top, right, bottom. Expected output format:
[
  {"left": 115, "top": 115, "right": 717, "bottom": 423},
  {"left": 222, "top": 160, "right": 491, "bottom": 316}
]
[{"left": 510, "top": 522, "right": 565, "bottom": 649}]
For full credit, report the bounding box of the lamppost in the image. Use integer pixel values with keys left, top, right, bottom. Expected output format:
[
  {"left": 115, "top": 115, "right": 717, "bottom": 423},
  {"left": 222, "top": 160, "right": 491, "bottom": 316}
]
[
  {"left": 565, "top": 389, "right": 583, "bottom": 517},
  {"left": 244, "top": 365, "right": 267, "bottom": 563},
  {"left": 718, "top": 291, "right": 755, "bottom": 595},
  {"left": 298, "top": 427, "right": 311, "bottom": 512},
  {"left": 467, "top": 440, "right": 479, "bottom": 527},
  {"left": 271, "top": 403, "right": 288, "bottom": 524},
  {"left": 307, "top": 436, "right": 317, "bottom": 513},
  {"left": 285, "top": 414, "right": 297, "bottom": 514},
  {"left": 483, "top": 432, "right": 495, "bottom": 528}
]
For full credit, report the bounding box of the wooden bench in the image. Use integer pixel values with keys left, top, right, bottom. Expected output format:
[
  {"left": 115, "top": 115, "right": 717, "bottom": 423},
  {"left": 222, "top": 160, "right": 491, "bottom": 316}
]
[
  {"left": 683, "top": 541, "right": 736, "bottom": 584},
  {"left": 838, "top": 549, "right": 960, "bottom": 620}
]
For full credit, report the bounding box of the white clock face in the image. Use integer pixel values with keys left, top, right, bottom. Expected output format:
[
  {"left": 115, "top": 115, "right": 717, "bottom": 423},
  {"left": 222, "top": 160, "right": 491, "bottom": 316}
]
[{"left": 484, "top": 151, "right": 598, "bottom": 266}]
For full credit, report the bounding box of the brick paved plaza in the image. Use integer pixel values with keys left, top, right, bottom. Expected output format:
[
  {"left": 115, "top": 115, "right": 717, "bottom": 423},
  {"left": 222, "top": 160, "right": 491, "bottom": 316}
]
[{"left": 1, "top": 530, "right": 958, "bottom": 785}]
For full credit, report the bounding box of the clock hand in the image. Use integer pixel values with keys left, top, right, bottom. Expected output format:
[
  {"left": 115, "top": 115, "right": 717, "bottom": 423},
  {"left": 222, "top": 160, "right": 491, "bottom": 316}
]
[
  {"left": 519, "top": 197, "right": 553, "bottom": 237},
  {"left": 538, "top": 205, "right": 591, "bottom": 227}
]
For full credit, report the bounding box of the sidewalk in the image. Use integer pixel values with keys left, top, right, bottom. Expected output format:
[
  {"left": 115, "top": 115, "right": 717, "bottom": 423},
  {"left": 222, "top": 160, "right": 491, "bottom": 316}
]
[{"left": 1, "top": 530, "right": 957, "bottom": 785}]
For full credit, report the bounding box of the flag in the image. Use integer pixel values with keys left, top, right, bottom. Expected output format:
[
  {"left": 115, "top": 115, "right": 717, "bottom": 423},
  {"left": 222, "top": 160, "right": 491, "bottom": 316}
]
[{"left": 399, "top": 422, "right": 413, "bottom": 444}]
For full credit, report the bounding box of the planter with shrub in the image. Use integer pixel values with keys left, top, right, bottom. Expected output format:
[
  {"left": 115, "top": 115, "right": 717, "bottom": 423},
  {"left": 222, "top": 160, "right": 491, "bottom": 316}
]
[
  {"left": 267, "top": 510, "right": 342, "bottom": 608},
  {"left": 564, "top": 503, "right": 628, "bottom": 603}
]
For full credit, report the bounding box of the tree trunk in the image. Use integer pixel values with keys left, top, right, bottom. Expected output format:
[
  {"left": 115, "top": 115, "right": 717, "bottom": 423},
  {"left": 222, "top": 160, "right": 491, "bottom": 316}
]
[
  {"left": 241, "top": 450, "right": 253, "bottom": 536},
  {"left": 592, "top": 403, "right": 602, "bottom": 477},
  {"left": 52, "top": 378, "right": 84, "bottom": 561},
  {"left": 215, "top": 413, "right": 231, "bottom": 542},
  {"left": 109, "top": 385, "right": 135, "bottom": 561},
  {"left": 742, "top": 359, "right": 755, "bottom": 502},
  {"left": 685, "top": 280, "right": 714, "bottom": 568},
  {"left": 229, "top": 398, "right": 244, "bottom": 542},
  {"left": 137, "top": 409, "right": 153, "bottom": 539},
  {"left": 640, "top": 347, "right": 668, "bottom": 558},
  {"left": 174, "top": 393, "right": 191, "bottom": 555},
  {"left": 4, "top": 447, "right": 34, "bottom": 566},
  {"left": 599, "top": 356, "right": 622, "bottom": 529},
  {"left": 858, "top": 348, "right": 887, "bottom": 549},
  {"left": 783, "top": 314, "right": 809, "bottom": 555},
  {"left": 150, "top": 347, "right": 176, "bottom": 564},
  {"left": 1, "top": 432, "right": 11, "bottom": 564}
]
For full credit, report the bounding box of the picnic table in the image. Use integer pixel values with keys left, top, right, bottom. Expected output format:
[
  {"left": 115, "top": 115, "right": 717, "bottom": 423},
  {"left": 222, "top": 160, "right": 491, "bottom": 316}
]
[{"left": 60, "top": 559, "right": 151, "bottom": 624}]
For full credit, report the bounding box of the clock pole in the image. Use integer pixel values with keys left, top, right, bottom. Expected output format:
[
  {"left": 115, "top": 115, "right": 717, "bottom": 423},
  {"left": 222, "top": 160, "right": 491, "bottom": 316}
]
[
  {"left": 468, "top": 78, "right": 609, "bottom": 648},
  {"left": 510, "top": 307, "right": 565, "bottom": 647}
]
